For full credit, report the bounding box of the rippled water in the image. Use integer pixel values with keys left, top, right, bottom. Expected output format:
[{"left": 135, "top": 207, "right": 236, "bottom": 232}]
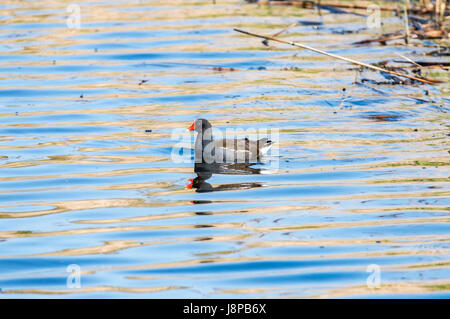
[{"left": 0, "top": 0, "right": 449, "bottom": 298}]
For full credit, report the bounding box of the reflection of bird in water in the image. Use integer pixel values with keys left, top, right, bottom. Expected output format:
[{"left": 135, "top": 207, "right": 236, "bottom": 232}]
[
  {"left": 187, "top": 118, "right": 273, "bottom": 164},
  {"left": 194, "top": 162, "right": 262, "bottom": 175},
  {"left": 186, "top": 163, "right": 263, "bottom": 193}
]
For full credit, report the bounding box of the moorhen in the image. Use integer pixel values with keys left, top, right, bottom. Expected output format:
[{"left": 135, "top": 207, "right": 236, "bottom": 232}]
[{"left": 187, "top": 118, "right": 273, "bottom": 164}]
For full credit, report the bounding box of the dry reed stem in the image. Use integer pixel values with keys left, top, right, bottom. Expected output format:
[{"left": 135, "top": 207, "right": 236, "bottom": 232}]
[{"left": 234, "top": 28, "right": 442, "bottom": 84}]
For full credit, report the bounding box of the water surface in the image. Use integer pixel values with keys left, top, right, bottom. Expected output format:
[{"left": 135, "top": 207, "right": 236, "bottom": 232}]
[{"left": 0, "top": 0, "right": 449, "bottom": 298}]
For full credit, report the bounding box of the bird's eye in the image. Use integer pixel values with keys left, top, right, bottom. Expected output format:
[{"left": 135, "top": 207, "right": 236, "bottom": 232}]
[{"left": 267, "top": 140, "right": 272, "bottom": 144}]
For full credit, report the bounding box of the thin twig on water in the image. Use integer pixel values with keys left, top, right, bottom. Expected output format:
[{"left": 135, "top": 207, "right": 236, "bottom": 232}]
[
  {"left": 263, "top": 22, "right": 298, "bottom": 46},
  {"left": 395, "top": 53, "right": 422, "bottom": 67},
  {"left": 233, "top": 28, "right": 442, "bottom": 84}
]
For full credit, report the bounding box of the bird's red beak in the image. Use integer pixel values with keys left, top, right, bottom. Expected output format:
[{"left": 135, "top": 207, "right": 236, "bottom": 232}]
[
  {"left": 187, "top": 122, "right": 195, "bottom": 131},
  {"left": 186, "top": 178, "right": 193, "bottom": 189}
]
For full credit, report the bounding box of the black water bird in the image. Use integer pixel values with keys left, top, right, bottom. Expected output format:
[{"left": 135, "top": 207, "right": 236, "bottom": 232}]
[{"left": 187, "top": 118, "right": 273, "bottom": 164}]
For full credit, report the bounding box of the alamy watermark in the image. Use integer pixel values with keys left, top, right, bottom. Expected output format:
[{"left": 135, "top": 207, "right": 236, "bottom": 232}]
[
  {"left": 66, "top": 264, "right": 81, "bottom": 289},
  {"left": 366, "top": 264, "right": 381, "bottom": 289},
  {"left": 66, "top": 4, "right": 81, "bottom": 29},
  {"left": 171, "top": 127, "right": 279, "bottom": 169},
  {"left": 366, "top": 4, "right": 381, "bottom": 30}
]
